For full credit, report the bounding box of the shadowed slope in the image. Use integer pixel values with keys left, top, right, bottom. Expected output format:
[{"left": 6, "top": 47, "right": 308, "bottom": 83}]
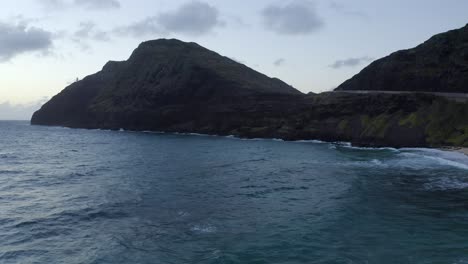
[
  {"left": 337, "top": 24, "right": 468, "bottom": 93},
  {"left": 32, "top": 39, "right": 300, "bottom": 128}
]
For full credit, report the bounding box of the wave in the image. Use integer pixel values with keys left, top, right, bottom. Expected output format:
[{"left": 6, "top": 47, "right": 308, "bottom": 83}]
[
  {"left": 424, "top": 177, "right": 468, "bottom": 191},
  {"left": 424, "top": 156, "right": 468, "bottom": 170},
  {"left": 342, "top": 159, "right": 389, "bottom": 169},
  {"left": 0, "top": 170, "right": 24, "bottom": 175},
  {"left": 12, "top": 204, "right": 130, "bottom": 230},
  {"left": 370, "top": 159, "right": 385, "bottom": 166},
  {"left": 174, "top": 132, "right": 218, "bottom": 137},
  {"left": 0, "top": 152, "right": 18, "bottom": 159},
  {"left": 337, "top": 147, "right": 468, "bottom": 171},
  {"left": 339, "top": 145, "right": 399, "bottom": 152},
  {"left": 399, "top": 149, "right": 468, "bottom": 170}
]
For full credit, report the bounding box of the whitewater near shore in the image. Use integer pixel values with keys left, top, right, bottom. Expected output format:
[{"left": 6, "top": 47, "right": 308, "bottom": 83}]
[
  {"left": 442, "top": 147, "right": 468, "bottom": 156},
  {"left": 456, "top": 148, "right": 468, "bottom": 156}
]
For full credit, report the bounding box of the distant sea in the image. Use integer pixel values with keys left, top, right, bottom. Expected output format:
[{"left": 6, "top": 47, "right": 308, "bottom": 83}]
[{"left": 1, "top": 120, "right": 468, "bottom": 264}]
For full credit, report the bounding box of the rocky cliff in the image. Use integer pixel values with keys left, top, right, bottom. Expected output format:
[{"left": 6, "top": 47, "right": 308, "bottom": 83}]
[
  {"left": 336, "top": 24, "right": 468, "bottom": 93},
  {"left": 32, "top": 35, "right": 468, "bottom": 148},
  {"left": 32, "top": 39, "right": 300, "bottom": 128}
]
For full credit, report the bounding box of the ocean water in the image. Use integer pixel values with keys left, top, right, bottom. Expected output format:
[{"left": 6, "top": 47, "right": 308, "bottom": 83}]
[{"left": 1, "top": 121, "right": 468, "bottom": 264}]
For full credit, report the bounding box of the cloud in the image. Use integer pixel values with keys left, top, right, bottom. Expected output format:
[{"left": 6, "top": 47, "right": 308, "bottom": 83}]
[
  {"left": 225, "top": 14, "right": 249, "bottom": 28},
  {"left": 274, "top": 58, "right": 286, "bottom": 67},
  {"left": 116, "top": 1, "right": 224, "bottom": 37},
  {"left": 74, "top": 22, "right": 110, "bottom": 41},
  {"left": 329, "top": 56, "right": 373, "bottom": 69},
  {"left": 38, "top": 0, "right": 67, "bottom": 9},
  {"left": 330, "top": 1, "right": 368, "bottom": 19},
  {"left": 0, "top": 98, "right": 48, "bottom": 120},
  {"left": 72, "top": 22, "right": 111, "bottom": 50},
  {"left": 37, "top": 0, "right": 120, "bottom": 10},
  {"left": 0, "top": 21, "right": 53, "bottom": 62},
  {"left": 115, "top": 17, "right": 162, "bottom": 37},
  {"left": 261, "top": 0, "right": 324, "bottom": 35},
  {"left": 158, "top": 1, "right": 224, "bottom": 35},
  {"left": 74, "top": 0, "right": 120, "bottom": 10}
]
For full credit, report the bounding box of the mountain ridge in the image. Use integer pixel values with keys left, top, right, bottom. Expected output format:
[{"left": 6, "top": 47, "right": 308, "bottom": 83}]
[
  {"left": 32, "top": 39, "right": 301, "bottom": 128},
  {"left": 336, "top": 24, "right": 468, "bottom": 93}
]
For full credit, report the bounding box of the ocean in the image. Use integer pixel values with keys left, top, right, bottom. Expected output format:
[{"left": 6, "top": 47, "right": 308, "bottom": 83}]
[{"left": 1, "top": 121, "right": 468, "bottom": 264}]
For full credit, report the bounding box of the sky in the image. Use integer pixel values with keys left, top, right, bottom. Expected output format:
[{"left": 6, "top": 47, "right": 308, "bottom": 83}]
[{"left": 0, "top": 0, "right": 467, "bottom": 119}]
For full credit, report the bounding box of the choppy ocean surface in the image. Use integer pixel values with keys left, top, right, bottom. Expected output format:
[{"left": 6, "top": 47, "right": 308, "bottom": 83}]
[{"left": 1, "top": 121, "right": 468, "bottom": 264}]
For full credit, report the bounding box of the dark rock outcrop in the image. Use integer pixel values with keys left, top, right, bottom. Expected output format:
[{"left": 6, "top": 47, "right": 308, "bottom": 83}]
[
  {"left": 336, "top": 24, "right": 468, "bottom": 93},
  {"left": 32, "top": 36, "right": 468, "bottom": 148}
]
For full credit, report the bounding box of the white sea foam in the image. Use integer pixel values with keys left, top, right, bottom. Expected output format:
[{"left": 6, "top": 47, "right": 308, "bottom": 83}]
[
  {"left": 293, "top": 139, "right": 327, "bottom": 144},
  {"left": 344, "top": 159, "right": 389, "bottom": 168},
  {"left": 341, "top": 145, "right": 399, "bottom": 152},
  {"left": 370, "top": 159, "right": 384, "bottom": 166},
  {"left": 400, "top": 149, "right": 468, "bottom": 170},
  {"left": 177, "top": 211, "right": 190, "bottom": 218},
  {"left": 236, "top": 137, "right": 284, "bottom": 142},
  {"left": 173, "top": 132, "right": 219, "bottom": 137},
  {"left": 272, "top": 138, "right": 284, "bottom": 142},
  {"left": 428, "top": 156, "right": 468, "bottom": 170},
  {"left": 338, "top": 147, "right": 468, "bottom": 171},
  {"left": 190, "top": 224, "right": 217, "bottom": 234}
]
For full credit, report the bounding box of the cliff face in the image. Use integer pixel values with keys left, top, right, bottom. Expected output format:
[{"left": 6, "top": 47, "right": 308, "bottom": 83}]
[
  {"left": 32, "top": 36, "right": 468, "bottom": 148},
  {"left": 295, "top": 93, "right": 468, "bottom": 148},
  {"left": 32, "top": 39, "right": 300, "bottom": 128},
  {"left": 336, "top": 24, "right": 468, "bottom": 93}
]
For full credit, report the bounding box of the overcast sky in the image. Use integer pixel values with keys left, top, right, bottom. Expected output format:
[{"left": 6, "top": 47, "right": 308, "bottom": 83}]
[{"left": 1, "top": 0, "right": 467, "bottom": 119}]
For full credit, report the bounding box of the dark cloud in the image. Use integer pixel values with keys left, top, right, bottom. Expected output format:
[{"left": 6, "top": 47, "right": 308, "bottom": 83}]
[
  {"left": 158, "top": 1, "right": 223, "bottom": 35},
  {"left": 329, "top": 56, "right": 373, "bottom": 69},
  {"left": 0, "top": 21, "right": 53, "bottom": 61},
  {"left": 261, "top": 0, "right": 324, "bottom": 35},
  {"left": 330, "top": 1, "right": 368, "bottom": 19},
  {"left": 274, "top": 58, "right": 286, "bottom": 67},
  {"left": 38, "top": 0, "right": 120, "bottom": 10},
  {"left": 117, "top": 1, "right": 224, "bottom": 37}
]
